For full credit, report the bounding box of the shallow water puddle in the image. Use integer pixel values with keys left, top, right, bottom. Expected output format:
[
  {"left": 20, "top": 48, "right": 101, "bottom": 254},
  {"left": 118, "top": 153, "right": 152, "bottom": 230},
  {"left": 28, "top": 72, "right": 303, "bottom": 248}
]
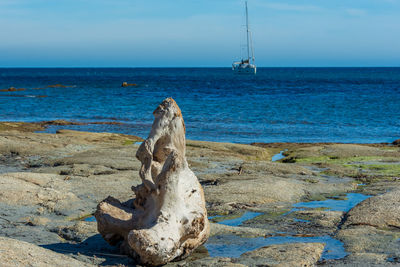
[
  {"left": 83, "top": 216, "right": 96, "bottom": 222},
  {"left": 214, "top": 211, "right": 262, "bottom": 226},
  {"left": 206, "top": 192, "right": 371, "bottom": 260},
  {"left": 271, "top": 149, "right": 288, "bottom": 162},
  {"left": 205, "top": 234, "right": 346, "bottom": 260},
  {"left": 293, "top": 193, "right": 371, "bottom": 212}
]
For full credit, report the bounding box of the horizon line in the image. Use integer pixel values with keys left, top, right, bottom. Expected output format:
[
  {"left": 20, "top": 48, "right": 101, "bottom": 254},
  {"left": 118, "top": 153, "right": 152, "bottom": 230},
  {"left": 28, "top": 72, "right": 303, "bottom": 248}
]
[{"left": 1, "top": 66, "right": 400, "bottom": 69}]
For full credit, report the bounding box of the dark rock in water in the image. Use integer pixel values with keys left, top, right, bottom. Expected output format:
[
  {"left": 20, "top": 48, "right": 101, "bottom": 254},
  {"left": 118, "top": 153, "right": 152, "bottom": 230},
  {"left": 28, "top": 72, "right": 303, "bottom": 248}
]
[
  {"left": 393, "top": 139, "right": 400, "bottom": 146},
  {"left": 0, "top": 122, "right": 45, "bottom": 132},
  {"left": 0, "top": 87, "right": 26, "bottom": 92},
  {"left": 39, "top": 120, "right": 86, "bottom": 126},
  {"left": 0, "top": 94, "right": 47, "bottom": 98},
  {"left": 38, "top": 119, "right": 125, "bottom": 128},
  {"left": 37, "top": 120, "right": 124, "bottom": 128},
  {"left": 121, "top": 82, "right": 137, "bottom": 87},
  {"left": 47, "top": 84, "right": 70, "bottom": 88}
]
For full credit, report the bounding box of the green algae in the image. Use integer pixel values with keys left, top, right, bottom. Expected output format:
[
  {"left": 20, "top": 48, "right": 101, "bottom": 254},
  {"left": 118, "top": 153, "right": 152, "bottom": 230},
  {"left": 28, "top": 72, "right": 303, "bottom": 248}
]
[
  {"left": 295, "top": 156, "right": 387, "bottom": 164},
  {"left": 355, "top": 164, "right": 400, "bottom": 176},
  {"left": 304, "top": 178, "right": 319, "bottom": 184},
  {"left": 246, "top": 210, "right": 290, "bottom": 224},
  {"left": 122, "top": 139, "right": 135, "bottom": 145},
  {"left": 68, "top": 213, "right": 94, "bottom": 222},
  {"left": 209, "top": 212, "right": 243, "bottom": 223},
  {"left": 289, "top": 154, "right": 400, "bottom": 183}
]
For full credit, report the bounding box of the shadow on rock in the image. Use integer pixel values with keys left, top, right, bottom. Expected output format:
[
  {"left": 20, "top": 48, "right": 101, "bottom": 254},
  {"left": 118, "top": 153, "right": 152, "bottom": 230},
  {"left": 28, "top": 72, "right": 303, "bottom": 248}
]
[{"left": 41, "top": 234, "right": 138, "bottom": 266}]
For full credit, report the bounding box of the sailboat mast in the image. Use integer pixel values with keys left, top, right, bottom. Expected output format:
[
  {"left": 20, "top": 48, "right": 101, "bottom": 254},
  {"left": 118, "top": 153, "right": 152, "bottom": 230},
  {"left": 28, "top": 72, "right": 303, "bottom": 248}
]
[
  {"left": 250, "top": 32, "right": 255, "bottom": 64},
  {"left": 245, "top": 1, "right": 250, "bottom": 62}
]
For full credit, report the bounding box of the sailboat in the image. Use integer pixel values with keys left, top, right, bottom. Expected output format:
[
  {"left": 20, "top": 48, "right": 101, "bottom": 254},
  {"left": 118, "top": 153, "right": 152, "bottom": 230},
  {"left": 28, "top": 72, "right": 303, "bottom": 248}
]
[{"left": 232, "top": 1, "right": 256, "bottom": 74}]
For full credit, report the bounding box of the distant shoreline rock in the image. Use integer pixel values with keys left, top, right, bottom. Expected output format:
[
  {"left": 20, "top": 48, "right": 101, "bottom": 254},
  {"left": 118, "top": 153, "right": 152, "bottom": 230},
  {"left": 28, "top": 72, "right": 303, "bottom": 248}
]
[
  {"left": 393, "top": 139, "right": 400, "bottom": 146},
  {"left": 0, "top": 87, "right": 26, "bottom": 92},
  {"left": 121, "top": 82, "right": 137, "bottom": 87}
]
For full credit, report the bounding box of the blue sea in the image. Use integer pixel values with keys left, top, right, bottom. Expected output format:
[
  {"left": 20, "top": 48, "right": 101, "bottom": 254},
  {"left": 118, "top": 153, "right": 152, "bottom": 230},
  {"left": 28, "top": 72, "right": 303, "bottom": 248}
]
[{"left": 0, "top": 68, "right": 399, "bottom": 143}]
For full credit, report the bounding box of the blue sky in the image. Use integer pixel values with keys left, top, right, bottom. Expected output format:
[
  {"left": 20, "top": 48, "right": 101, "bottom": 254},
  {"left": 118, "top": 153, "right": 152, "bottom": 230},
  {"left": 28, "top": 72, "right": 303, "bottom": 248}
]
[{"left": 0, "top": 0, "right": 399, "bottom": 67}]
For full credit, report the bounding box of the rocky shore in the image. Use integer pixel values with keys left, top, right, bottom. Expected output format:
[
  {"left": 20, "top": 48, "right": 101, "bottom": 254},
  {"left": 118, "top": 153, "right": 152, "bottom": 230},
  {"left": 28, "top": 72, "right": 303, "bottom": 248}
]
[{"left": 0, "top": 122, "right": 399, "bottom": 266}]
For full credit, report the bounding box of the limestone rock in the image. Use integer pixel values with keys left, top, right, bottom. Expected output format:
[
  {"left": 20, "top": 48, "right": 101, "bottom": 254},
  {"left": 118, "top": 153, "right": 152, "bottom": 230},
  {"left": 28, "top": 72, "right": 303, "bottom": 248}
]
[
  {"left": 95, "top": 98, "right": 210, "bottom": 266},
  {"left": 210, "top": 222, "right": 274, "bottom": 238},
  {"left": 0, "top": 236, "right": 94, "bottom": 267},
  {"left": 343, "top": 189, "right": 400, "bottom": 229},
  {"left": 235, "top": 242, "right": 325, "bottom": 267},
  {"left": 336, "top": 226, "right": 400, "bottom": 255},
  {"left": 180, "top": 257, "right": 247, "bottom": 267},
  {"left": 0, "top": 172, "right": 80, "bottom": 213}
]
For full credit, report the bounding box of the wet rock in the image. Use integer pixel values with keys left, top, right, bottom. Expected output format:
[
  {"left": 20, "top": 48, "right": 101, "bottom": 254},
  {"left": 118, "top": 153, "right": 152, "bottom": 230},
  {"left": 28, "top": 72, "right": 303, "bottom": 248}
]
[
  {"left": 0, "top": 236, "right": 94, "bottom": 267},
  {"left": 393, "top": 139, "right": 400, "bottom": 146},
  {"left": 293, "top": 210, "right": 343, "bottom": 229},
  {"left": 121, "top": 82, "right": 137, "bottom": 87},
  {"left": 235, "top": 242, "right": 325, "bottom": 267},
  {"left": 0, "top": 121, "right": 45, "bottom": 132},
  {"left": 40, "top": 119, "right": 86, "bottom": 126},
  {"left": 37, "top": 120, "right": 125, "bottom": 127},
  {"left": 95, "top": 98, "right": 209, "bottom": 266},
  {"left": 210, "top": 223, "right": 273, "bottom": 238},
  {"left": 0, "top": 87, "right": 26, "bottom": 92},
  {"left": 47, "top": 84, "right": 71, "bottom": 88}
]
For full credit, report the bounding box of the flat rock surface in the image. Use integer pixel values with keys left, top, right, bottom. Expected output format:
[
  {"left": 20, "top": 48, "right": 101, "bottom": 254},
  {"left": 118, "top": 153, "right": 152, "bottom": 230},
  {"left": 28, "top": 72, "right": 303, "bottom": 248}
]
[
  {"left": 0, "top": 124, "right": 399, "bottom": 266},
  {"left": 180, "top": 242, "right": 325, "bottom": 267},
  {"left": 0, "top": 236, "right": 95, "bottom": 267},
  {"left": 343, "top": 189, "right": 400, "bottom": 229},
  {"left": 333, "top": 189, "right": 400, "bottom": 266},
  {"left": 236, "top": 242, "right": 325, "bottom": 267}
]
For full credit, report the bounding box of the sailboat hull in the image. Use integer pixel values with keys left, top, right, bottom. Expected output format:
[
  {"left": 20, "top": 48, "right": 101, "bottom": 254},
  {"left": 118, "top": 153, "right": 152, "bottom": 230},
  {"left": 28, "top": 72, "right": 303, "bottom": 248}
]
[{"left": 232, "top": 64, "right": 257, "bottom": 74}]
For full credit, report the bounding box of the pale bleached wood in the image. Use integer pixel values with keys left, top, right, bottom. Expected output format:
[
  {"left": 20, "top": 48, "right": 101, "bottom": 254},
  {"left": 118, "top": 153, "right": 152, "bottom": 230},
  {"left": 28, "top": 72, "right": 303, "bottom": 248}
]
[{"left": 95, "top": 98, "right": 209, "bottom": 266}]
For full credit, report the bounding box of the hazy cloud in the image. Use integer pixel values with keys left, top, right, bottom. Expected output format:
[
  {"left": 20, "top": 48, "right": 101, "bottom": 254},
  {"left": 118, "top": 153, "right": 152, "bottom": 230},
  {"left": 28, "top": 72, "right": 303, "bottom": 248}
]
[
  {"left": 254, "top": 1, "right": 322, "bottom": 12},
  {"left": 345, "top": 8, "right": 367, "bottom": 16}
]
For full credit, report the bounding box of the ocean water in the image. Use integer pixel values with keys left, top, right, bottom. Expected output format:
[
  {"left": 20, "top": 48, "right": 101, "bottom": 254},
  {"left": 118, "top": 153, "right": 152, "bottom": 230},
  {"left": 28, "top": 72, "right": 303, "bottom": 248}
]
[{"left": 0, "top": 67, "right": 399, "bottom": 143}]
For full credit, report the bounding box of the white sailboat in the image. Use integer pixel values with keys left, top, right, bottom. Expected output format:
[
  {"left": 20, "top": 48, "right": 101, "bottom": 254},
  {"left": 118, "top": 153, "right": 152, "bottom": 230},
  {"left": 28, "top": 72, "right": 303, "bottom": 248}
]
[{"left": 232, "top": 1, "right": 256, "bottom": 74}]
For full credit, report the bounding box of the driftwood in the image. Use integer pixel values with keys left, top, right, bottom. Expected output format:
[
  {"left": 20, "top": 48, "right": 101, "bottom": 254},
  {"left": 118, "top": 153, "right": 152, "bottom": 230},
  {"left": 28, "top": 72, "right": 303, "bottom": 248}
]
[{"left": 95, "top": 98, "right": 209, "bottom": 266}]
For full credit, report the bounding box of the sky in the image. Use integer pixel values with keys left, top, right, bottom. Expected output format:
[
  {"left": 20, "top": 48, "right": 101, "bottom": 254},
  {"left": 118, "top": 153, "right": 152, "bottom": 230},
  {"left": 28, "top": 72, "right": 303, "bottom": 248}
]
[{"left": 0, "top": 0, "right": 399, "bottom": 67}]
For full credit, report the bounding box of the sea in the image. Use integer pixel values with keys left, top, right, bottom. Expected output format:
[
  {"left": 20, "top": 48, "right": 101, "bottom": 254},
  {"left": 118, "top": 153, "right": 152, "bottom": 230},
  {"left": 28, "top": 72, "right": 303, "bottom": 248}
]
[{"left": 0, "top": 67, "right": 399, "bottom": 144}]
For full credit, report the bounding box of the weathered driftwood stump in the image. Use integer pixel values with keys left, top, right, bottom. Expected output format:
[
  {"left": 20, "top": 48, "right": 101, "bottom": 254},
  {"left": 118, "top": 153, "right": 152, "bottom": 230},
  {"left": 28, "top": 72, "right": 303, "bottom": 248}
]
[{"left": 95, "top": 98, "right": 210, "bottom": 266}]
